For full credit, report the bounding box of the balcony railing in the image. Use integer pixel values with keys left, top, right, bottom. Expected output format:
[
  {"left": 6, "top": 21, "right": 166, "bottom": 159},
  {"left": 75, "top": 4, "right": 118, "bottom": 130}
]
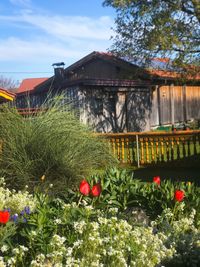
[{"left": 99, "top": 131, "right": 200, "bottom": 167}]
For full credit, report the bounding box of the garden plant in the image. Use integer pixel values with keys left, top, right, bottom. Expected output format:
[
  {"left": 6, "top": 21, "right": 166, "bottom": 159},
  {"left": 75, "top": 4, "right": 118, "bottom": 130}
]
[
  {"left": 0, "top": 172, "right": 200, "bottom": 266},
  {"left": 0, "top": 98, "right": 115, "bottom": 193},
  {"left": 0, "top": 100, "right": 200, "bottom": 266}
]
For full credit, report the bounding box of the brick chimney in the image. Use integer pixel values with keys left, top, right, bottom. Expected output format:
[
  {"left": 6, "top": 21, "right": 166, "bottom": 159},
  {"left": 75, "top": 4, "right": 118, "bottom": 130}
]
[{"left": 52, "top": 62, "right": 65, "bottom": 80}]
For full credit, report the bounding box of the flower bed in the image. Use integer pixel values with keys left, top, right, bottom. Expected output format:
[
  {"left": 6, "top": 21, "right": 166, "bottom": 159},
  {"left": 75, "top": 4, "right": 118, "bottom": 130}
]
[{"left": 0, "top": 171, "right": 200, "bottom": 266}]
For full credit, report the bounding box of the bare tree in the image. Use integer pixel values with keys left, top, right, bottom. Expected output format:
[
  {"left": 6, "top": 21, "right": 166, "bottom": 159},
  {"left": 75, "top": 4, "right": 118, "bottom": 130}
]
[{"left": 0, "top": 75, "right": 19, "bottom": 92}]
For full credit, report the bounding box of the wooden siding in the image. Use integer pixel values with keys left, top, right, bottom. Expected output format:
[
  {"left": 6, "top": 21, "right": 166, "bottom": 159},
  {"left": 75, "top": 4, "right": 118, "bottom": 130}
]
[
  {"left": 186, "top": 86, "right": 200, "bottom": 120},
  {"left": 127, "top": 89, "right": 151, "bottom": 132},
  {"left": 15, "top": 84, "right": 200, "bottom": 133},
  {"left": 66, "top": 58, "right": 138, "bottom": 81},
  {"left": 150, "top": 85, "right": 200, "bottom": 128}
]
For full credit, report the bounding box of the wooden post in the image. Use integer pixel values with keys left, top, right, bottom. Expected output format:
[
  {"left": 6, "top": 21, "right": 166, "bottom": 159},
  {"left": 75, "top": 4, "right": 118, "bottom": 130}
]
[
  {"left": 136, "top": 134, "right": 140, "bottom": 168},
  {"left": 170, "top": 84, "right": 174, "bottom": 126},
  {"left": 182, "top": 85, "right": 187, "bottom": 122},
  {"left": 156, "top": 85, "right": 162, "bottom": 126}
]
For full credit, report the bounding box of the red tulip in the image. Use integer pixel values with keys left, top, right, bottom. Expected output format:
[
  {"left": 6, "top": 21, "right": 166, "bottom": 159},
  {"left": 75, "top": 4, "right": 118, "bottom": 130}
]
[
  {"left": 91, "top": 183, "right": 102, "bottom": 197},
  {"left": 174, "top": 190, "right": 185, "bottom": 202},
  {"left": 153, "top": 176, "right": 161, "bottom": 185},
  {"left": 0, "top": 210, "right": 10, "bottom": 224},
  {"left": 79, "top": 180, "right": 90, "bottom": 196}
]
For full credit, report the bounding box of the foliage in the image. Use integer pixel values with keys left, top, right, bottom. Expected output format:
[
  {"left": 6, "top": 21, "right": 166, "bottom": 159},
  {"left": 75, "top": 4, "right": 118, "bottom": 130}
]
[
  {"left": 0, "top": 98, "right": 116, "bottom": 193},
  {"left": 68, "top": 168, "right": 200, "bottom": 223},
  {"left": 0, "top": 180, "right": 199, "bottom": 266},
  {"left": 103, "top": 0, "right": 200, "bottom": 69},
  {"left": 154, "top": 208, "right": 200, "bottom": 267},
  {"left": 0, "top": 192, "right": 198, "bottom": 266}
]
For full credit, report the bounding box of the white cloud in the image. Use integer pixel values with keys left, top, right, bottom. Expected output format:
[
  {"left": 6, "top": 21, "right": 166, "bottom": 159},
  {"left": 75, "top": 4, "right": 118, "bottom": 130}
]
[
  {"left": 0, "top": 37, "right": 81, "bottom": 62},
  {"left": 9, "top": 0, "right": 31, "bottom": 7},
  {"left": 0, "top": 36, "right": 111, "bottom": 64},
  {"left": 22, "top": 13, "right": 113, "bottom": 40},
  {"left": 0, "top": 8, "right": 114, "bottom": 70},
  {"left": 0, "top": 12, "right": 113, "bottom": 41}
]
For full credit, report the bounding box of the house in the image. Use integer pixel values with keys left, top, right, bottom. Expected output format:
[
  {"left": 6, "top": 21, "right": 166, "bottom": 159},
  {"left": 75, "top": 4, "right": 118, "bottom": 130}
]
[
  {"left": 0, "top": 87, "right": 15, "bottom": 104},
  {"left": 16, "top": 78, "right": 48, "bottom": 108},
  {"left": 15, "top": 51, "right": 200, "bottom": 132}
]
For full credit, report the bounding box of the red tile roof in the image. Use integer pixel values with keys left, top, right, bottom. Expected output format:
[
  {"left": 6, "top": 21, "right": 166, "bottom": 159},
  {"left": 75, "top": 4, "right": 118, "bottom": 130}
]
[
  {"left": 147, "top": 69, "right": 200, "bottom": 80},
  {"left": 17, "top": 78, "right": 48, "bottom": 93}
]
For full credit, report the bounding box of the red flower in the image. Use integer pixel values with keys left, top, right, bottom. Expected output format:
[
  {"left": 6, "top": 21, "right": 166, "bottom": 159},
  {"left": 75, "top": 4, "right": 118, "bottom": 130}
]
[
  {"left": 79, "top": 180, "right": 90, "bottom": 196},
  {"left": 174, "top": 190, "right": 185, "bottom": 202},
  {"left": 153, "top": 176, "right": 161, "bottom": 185},
  {"left": 0, "top": 210, "right": 10, "bottom": 224},
  {"left": 91, "top": 183, "right": 102, "bottom": 197}
]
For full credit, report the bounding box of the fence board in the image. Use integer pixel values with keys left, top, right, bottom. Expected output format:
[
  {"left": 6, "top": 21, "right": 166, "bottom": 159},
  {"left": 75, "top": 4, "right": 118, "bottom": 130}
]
[{"left": 99, "top": 130, "right": 200, "bottom": 166}]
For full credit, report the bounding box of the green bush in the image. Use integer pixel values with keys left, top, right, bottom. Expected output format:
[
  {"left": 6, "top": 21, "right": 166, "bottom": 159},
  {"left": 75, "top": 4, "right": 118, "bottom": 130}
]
[{"left": 0, "top": 98, "right": 116, "bottom": 193}]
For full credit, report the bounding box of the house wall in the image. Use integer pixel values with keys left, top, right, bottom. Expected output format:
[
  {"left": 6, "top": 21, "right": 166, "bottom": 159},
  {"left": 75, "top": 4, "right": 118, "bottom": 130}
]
[
  {"left": 66, "top": 58, "right": 138, "bottom": 81},
  {"left": 14, "top": 93, "right": 48, "bottom": 108},
  {"left": 126, "top": 89, "right": 151, "bottom": 132},
  {"left": 15, "top": 84, "right": 200, "bottom": 132},
  {"left": 77, "top": 87, "right": 151, "bottom": 133},
  {"left": 149, "top": 85, "right": 200, "bottom": 128}
]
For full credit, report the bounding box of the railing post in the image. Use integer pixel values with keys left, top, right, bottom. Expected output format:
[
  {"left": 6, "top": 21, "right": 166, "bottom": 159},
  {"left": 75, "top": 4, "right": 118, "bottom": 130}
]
[{"left": 136, "top": 134, "right": 140, "bottom": 168}]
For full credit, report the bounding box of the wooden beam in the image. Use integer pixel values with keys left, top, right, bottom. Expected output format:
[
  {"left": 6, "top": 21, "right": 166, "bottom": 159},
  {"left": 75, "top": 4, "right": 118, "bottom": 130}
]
[
  {"left": 170, "top": 84, "right": 174, "bottom": 125},
  {"left": 0, "top": 92, "right": 14, "bottom": 101}
]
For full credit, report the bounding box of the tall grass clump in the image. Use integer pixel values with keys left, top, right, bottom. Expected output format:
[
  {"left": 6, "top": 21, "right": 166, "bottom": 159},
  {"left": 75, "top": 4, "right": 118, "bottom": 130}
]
[{"left": 0, "top": 96, "right": 116, "bottom": 193}]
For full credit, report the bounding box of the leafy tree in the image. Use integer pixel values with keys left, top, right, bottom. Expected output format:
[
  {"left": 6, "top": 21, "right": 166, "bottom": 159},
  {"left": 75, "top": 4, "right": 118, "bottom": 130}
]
[{"left": 103, "top": 0, "right": 200, "bottom": 69}]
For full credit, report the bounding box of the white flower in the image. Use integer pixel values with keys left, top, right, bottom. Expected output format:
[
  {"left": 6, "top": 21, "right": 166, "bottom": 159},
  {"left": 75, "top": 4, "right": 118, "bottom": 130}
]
[
  {"left": 0, "top": 245, "right": 8, "bottom": 253},
  {"left": 73, "top": 221, "right": 86, "bottom": 234},
  {"left": 54, "top": 218, "right": 62, "bottom": 225},
  {"left": 66, "top": 247, "right": 73, "bottom": 257}
]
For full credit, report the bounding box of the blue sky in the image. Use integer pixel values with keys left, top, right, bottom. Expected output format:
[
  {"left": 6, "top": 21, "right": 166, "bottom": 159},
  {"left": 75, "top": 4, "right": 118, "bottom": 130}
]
[{"left": 0, "top": 0, "right": 115, "bottom": 83}]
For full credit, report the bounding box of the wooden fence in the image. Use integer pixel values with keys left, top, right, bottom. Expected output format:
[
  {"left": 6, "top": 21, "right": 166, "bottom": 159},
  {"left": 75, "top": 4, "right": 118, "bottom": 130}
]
[{"left": 99, "top": 130, "right": 200, "bottom": 167}]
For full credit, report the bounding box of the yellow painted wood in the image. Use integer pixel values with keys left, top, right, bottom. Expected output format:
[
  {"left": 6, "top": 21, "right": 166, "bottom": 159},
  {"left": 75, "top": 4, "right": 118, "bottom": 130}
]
[
  {"left": 126, "top": 138, "right": 131, "bottom": 163},
  {"left": 0, "top": 92, "right": 14, "bottom": 101},
  {"left": 140, "top": 138, "right": 144, "bottom": 164},
  {"left": 117, "top": 138, "right": 121, "bottom": 161},
  {"left": 111, "top": 138, "right": 116, "bottom": 157},
  {"left": 171, "top": 138, "right": 174, "bottom": 160},
  {"left": 151, "top": 140, "right": 155, "bottom": 162},
  {"left": 160, "top": 138, "right": 164, "bottom": 161},
  {"left": 166, "top": 139, "right": 169, "bottom": 161},
  {"left": 121, "top": 138, "right": 125, "bottom": 163},
  {"left": 145, "top": 138, "right": 149, "bottom": 163},
  {"left": 156, "top": 139, "right": 159, "bottom": 162}
]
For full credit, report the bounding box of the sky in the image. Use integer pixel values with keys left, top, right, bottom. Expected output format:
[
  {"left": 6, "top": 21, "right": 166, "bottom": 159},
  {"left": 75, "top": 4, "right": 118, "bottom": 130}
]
[{"left": 0, "top": 0, "right": 115, "bottom": 83}]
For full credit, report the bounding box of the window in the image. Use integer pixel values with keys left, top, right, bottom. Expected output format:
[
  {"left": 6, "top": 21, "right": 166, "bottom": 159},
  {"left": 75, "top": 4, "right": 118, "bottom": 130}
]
[{"left": 94, "top": 97, "right": 103, "bottom": 115}]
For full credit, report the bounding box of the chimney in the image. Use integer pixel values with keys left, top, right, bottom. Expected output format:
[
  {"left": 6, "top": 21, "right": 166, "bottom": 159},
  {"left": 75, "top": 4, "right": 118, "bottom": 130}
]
[{"left": 52, "top": 62, "right": 65, "bottom": 80}]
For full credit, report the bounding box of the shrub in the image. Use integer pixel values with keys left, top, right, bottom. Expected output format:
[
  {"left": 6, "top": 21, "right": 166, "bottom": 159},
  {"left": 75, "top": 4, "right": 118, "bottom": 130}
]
[{"left": 0, "top": 97, "right": 116, "bottom": 193}]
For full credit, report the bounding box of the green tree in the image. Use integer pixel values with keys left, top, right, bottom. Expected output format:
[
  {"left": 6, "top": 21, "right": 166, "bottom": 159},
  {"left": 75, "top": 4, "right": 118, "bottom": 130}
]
[{"left": 103, "top": 0, "right": 200, "bottom": 69}]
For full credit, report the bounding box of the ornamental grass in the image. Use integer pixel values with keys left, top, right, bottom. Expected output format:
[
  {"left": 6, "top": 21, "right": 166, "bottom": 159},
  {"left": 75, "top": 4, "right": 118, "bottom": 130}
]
[{"left": 0, "top": 96, "right": 116, "bottom": 193}]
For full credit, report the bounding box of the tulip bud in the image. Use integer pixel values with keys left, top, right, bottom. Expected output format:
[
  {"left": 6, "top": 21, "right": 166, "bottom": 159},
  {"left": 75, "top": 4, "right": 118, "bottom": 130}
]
[
  {"left": 0, "top": 210, "right": 10, "bottom": 224},
  {"left": 79, "top": 180, "right": 90, "bottom": 196},
  {"left": 174, "top": 190, "right": 185, "bottom": 202},
  {"left": 91, "top": 183, "right": 102, "bottom": 197},
  {"left": 153, "top": 176, "right": 161, "bottom": 186}
]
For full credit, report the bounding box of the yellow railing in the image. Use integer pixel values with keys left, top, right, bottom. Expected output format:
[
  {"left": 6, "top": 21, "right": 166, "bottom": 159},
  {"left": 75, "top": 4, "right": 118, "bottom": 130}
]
[{"left": 99, "top": 130, "right": 200, "bottom": 166}]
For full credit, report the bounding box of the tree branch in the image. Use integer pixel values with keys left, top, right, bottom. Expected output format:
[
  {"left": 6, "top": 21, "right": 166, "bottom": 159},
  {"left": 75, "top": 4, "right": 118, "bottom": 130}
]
[{"left": 173, "top": 48, "right": 200, "bottom": 53}]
